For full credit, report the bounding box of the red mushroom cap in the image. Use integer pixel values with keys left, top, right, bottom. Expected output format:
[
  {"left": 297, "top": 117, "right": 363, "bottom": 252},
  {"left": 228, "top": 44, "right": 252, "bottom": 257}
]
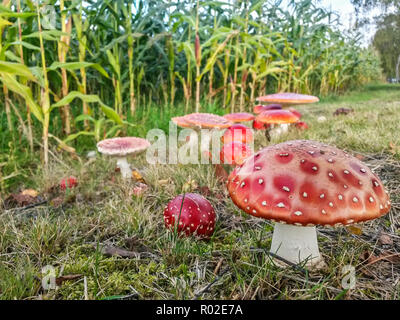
[
  {"left": 289, "top": 107, "right": 302, "bottom": 119},
  {"left": 252, "top": 119, "right": 270, "bottom": 130},
  {"left": 227, "top": 140, "right": 391, "bottom": 226},
  {"left": 253, "top": 104, "right": 282, "bottom": 114},
  {"left": 172, "top": 116, "right": 193, "bottom": 128},
  {"left": 222, "top": 124, "right": 253, "bottom": 144},
  {"left": 164, "top": 193, "right": 216, "bottom": 237},
  {"left": 256, "top": 109, "right": 300, "bottom": 124},
  {"left": 256, "top": 93, "right": 319, "bottom": 105},
  {"left": 97, "top": 137, "right": 151, "bottom": 157},
  {"left": 295, "top": 121, "right": 309, "bottom": 130},
  {"left": 220, "top": 141, "right": 253, "bottom": 166},
  {"left": 60, "top": 176, "right": 78, "bottom": 190},
  {"left": 184, "top": 113, "right": 233, "bottom": 129},
  {"left": 223, "top": 112, "right": 255, "bottom": 123}
]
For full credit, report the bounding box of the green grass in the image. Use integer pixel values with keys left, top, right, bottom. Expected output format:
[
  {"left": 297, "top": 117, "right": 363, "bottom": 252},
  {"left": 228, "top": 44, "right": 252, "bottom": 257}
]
[{"left": 1, "top": 83, "right": 400, "bottom": 300}]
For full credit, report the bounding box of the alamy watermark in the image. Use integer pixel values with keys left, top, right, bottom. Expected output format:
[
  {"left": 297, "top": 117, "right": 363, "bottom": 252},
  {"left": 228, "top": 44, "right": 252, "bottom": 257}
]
[
  {"left": 145, "top": 121, "right": 255, "bottom": 165},
  {"left": 41, "top": 265, "right": 57, "bottom": 290},
  {"left": 341, "top": 264, "right": 356, "bottom": 290}
]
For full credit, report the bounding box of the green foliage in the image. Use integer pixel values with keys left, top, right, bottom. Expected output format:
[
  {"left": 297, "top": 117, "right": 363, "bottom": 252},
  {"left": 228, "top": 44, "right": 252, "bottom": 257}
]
[{"left": 0, "top": 0, "right": 383, "bottom": 161}]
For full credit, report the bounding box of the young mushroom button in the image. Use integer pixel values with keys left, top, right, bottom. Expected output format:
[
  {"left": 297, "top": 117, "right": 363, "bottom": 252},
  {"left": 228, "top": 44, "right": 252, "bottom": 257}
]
[
  {"left": 227, "top": 140, "right": 391, "bottom": 268},
  {"left": 164, "top": 193, "right": 216, "bottom": 238}
]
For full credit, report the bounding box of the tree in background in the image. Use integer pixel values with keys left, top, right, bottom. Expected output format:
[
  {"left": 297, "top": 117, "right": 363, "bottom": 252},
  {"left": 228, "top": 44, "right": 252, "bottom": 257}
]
[{"left": 351, "top": 0, "right": 400, "bottom": 80}]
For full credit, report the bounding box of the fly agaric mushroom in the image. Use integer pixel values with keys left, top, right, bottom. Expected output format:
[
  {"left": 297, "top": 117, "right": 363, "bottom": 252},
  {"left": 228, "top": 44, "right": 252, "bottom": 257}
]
[
  {"left": 60, "top": 176, "right": 78, "bottom": 191},
  {"left": 97, "top": 137, "right": 151, "bottom": 179},
  {"left": 171, "top": 116, "right": 193, "bottom": 128},
  {"left": 256, "top": 109, "right": 300, "bottom": 140},
  {"left": 223, "top": 112, "right": 255, "bottom": 123},
  {"left": 184, "top": 113, "right": 233, "bottom": 129},
  {"left": 172, "top": 116, "right": 196, "bottom": 142},
  {"left": 289, "top": 107, "right": 302, "bottom": 119},
  {"left": 222, "top": 124, "right": 253, "bottom": 145},
  {"left": 256, "top": 93, "right": 319, "bottom": 107},
  {"left": 220, "top": 141, "right": 253, "bottom": 166},
  {"left": 295, "top": 121, "right": 309, "bottom": 130},
  {"left": 227, "top": 140, "right": 391, "bottom": 267},
  {"left": 164, "top": 193, "right": 216, "bottom": 238},
  {"left": 252, "top": 119, "right": 270, "bottom": 131},
  {"left": 253, "top": 104, "right": 282, "bottom": 114}
]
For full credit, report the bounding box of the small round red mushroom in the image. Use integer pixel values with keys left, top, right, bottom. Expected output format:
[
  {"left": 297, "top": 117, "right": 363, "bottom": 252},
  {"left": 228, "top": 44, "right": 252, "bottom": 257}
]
[
  {"left": 220, "top": 141, "right": 253, "bottom": 166},
  {"left": 222, "top": 124, "right": 253, "bottom": 145},
  {"left": 60, "top": 176, "right": 78, "bottom": 191},
  {"left": 295, "top": 121, "right": 309, "bottom": 130},
  {"left": 164, "top": 193, "right": 216, "bottom": 238}
]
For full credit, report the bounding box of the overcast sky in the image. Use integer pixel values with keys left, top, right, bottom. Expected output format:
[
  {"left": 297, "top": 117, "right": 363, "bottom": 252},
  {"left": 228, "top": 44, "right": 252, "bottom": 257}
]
[{"left": 317, "top": 0, "right": 380, "bottom": 46}]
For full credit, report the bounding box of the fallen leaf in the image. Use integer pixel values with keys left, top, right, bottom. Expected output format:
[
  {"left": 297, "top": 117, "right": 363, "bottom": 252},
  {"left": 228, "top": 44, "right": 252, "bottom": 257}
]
[
  {"left": 215, "top": 164, "right": 228, "bottom": 182},
  {"left": 124, "top": 236, "right": 151, "bottom": 253},
  {"left": 379, "top": 233, "right": 393, "bottom": 245},
  {"left": 346, "top": 225, "right": 363, "bottom": 235},
  {"left": 213, "top": 258, "right": 224, "bottom": 275},
  {"left": 389, "top": 142, "right": 400, "bottom": 155},
  {"left": 4, "top": 193, "right": 37, "bottom": 208},
  {"left": 360, "top": 250, "right": 377, "bottom": 264},
  {"left": 95, "top": 244, "right": 139, "bottom": 258},
  {"left": 55, "top": 274, "right": 83, "bottom": 286},
  {"left": 333, "top": 108, "right": 354, "bottom": 116},
  {"left": 182, "top": 177, "right": 198, "bottom": 192},
  {"left": 132, "top": 169, "right": 146, "bottom": 183},
  {"left": 199, "top": 186, "right": 211, "bottom": 197},
  {"left": 50, "top": 196, "right": 64, "bottom": 208},
  {"left": 158, "top": 179, "right": 170, "bottom": 185},
  {"left": 354, "top": 154, "right": 365, "bottom": 161},
  {"left": 21, "top": 189, "right": 39, "bottom": 198}
]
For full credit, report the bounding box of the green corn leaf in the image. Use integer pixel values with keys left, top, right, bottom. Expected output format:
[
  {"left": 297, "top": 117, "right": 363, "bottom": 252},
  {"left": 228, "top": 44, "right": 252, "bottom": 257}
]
[
  {"left": 50, "top": 91, "right": 123, "bottom": 124},
  {"left": 23, "top": 30, "right": 68, "bottom": 41},
  {"left": 75, "top": 114, "right": 96, "bottom": 123},
  {"left": 63, "top": 131, "right": 95, "bottom": 144},
  {"left": 48, "top": 62, "right": 109, "bottom": 78},
  {"left": 0, "top": 61, "right": 35, "bottom": 79},
  {"left": 106, "top": 50, "right": 120, "bottom": 78},
  {"left": 0, "top": 73, "right": 43, "bottom": 122}
]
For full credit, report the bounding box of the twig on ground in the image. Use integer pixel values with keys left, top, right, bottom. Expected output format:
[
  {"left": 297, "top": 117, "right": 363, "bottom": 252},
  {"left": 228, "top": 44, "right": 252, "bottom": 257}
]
[
  {"left": 192, "top": 267, "right": 230, "bottom": 300},
  {"left": 249, "top": 247, "right": 308, "bottom": 275}
]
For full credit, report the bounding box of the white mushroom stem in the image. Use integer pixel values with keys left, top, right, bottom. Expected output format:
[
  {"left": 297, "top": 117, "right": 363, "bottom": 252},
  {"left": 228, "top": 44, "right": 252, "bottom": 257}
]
[
  {"left": 116, "top": 157, "right": 131, "bottom": 179},
  {"left": 280, "top": 123, "right": 289, "bottom": 133},
  {"left": 268, "top": 124, "right": 290, "bottom": 140},
  {"left": 270, "top": 223, "right": 323, "bottom": 267}
]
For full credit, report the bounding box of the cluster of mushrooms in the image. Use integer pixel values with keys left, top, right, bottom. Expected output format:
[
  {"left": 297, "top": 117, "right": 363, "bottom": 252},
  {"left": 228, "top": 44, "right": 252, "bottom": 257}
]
[{"left": 95, "top": 92, "right": 391, "bottom": 269}]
